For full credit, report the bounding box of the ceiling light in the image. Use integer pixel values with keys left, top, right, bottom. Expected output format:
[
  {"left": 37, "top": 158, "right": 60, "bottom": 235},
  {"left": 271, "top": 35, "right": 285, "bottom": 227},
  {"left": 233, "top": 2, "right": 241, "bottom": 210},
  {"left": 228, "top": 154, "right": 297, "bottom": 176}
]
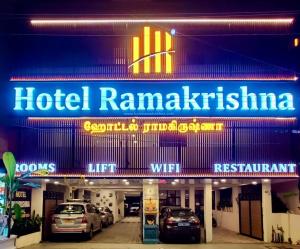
[
  {"left": 213, "top": 181, "right": 219, "bottom": 185},
  {"left": 174, "top": 179, "right": 179, "bottom": 183},
  {"left": 54, "top": 181, "right": 59, "bottom": 185},
  {"left": 84, "top": 179, "right": 89, "bottom": 182},
  {"left": 89, "top": 181, "right": 94, "bottom": 185},
  {"left": 252, "top": 181, "right": 258, "bottom": 185},
  {"left": 220, "top": 179, "right": 226, "bottom": 183},
  {"left": 263, "top": 179, "right": 270, "bottom": 182},
  {"left": 44, "top": 179, "right": 50, "bottom": 182},
  {"left": 122, "top": 179, "right": 128, "bottom": 182},
  {"left": 125, "top": 181, "right": 130, "bottom": 185},
  {"left": 171, "top": 181, "right": 176, "bottom": 185}
]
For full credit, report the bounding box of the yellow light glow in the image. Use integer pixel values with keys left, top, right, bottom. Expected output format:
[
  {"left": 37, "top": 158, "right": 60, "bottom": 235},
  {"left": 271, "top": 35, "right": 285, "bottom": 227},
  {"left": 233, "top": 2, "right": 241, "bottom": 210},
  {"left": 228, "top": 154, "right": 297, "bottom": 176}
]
[
  {"left": 294, "top": 38, "right": 299, "bottom": 47},
  {"left": 144, "top": 27, "right": 150, "bottom": 73},
  {"left": 133, "top": 37, "right": 140, "bottom": 74},
  {"left": 165, "top": 32, "right": 172, "bottom": 74},
  {"left": 155, "top": 31, "right": 161, "bottom": 73}
]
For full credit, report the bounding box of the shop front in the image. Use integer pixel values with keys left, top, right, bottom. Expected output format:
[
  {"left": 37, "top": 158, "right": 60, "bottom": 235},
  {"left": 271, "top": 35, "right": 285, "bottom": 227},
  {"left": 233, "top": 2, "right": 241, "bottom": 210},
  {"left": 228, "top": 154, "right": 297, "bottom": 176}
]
[{"left": 1, "top": 18, "right": 300, "bottom": 244}]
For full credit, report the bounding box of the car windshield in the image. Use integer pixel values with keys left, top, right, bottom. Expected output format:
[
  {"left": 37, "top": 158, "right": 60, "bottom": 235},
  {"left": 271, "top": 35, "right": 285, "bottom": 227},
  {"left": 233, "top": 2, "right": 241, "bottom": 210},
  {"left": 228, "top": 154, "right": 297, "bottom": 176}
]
[
  {"left": 55, "top": 204, "right": 85, "bottom": 214},
  {"left": 171, "top": 209, "right": 194, "bottom": 217}
]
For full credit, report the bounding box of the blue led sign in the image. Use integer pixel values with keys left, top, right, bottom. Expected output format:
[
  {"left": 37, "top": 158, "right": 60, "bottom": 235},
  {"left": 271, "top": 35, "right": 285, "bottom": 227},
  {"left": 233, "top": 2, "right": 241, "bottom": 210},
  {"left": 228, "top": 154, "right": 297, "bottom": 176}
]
[{"left": 8, "top": 81, "right": 300, "bottom": 117}]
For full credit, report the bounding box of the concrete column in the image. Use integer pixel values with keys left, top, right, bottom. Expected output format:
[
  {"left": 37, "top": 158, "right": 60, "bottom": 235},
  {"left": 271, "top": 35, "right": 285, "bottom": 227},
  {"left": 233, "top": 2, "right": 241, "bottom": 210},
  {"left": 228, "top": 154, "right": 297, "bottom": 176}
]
[
  {"left": 31, "top": 182, "right": 46, "bottom": 217},
  {"left": 143, "top": 180, "right": 159, "bottom": 242},
  {"left": 180, "top": 189, "right": 185, "bottom": 208},
  {"left": 189, "top": 181, "right": 195, "bottom": 212},
  {"left": 78, "top": 188, "right": 84, "bottom": 199},
  {"left": 232, "top": 186, "right": 241, "bottom": 233},
  {"left": 262, "top": 180, "right": 272, "bottom": 242},
  {"left": 64, "top": 185, "right": 72, "bottom": 201},
  {"left": 204, "top": 179, "right": 212, "bottom": 242}
]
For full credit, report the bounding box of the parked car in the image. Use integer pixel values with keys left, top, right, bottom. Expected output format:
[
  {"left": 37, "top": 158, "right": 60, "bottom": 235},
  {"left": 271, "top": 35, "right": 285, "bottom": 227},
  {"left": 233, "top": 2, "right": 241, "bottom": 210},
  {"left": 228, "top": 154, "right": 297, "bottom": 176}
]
[
  {"left": 51, "top": 201, "right": 102, "bottom": 239},
  {"left": 97, "top": 206, "right": 114, "bottom": 227},
  {"left": 129, "top": 203, "right": 140, "bottom": 216},
  {"left": 159, "top": 207, "right": 201, "bottom": 243}
]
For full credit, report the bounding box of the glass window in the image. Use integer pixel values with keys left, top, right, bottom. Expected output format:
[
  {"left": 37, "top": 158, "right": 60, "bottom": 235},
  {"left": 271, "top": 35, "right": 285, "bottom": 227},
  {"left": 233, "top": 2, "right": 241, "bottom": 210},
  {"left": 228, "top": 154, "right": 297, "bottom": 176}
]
[
  {"left": 55, "top": 204, "right": 85, "bottom": 214},
  {"left": 171, "top": 209, "right": 194, "bottom": 217}
]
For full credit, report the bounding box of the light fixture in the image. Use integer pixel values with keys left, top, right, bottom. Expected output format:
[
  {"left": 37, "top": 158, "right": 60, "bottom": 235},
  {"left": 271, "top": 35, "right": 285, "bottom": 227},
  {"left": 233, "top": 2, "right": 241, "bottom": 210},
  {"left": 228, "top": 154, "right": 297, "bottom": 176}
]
[
  {"left": 44, "top": 179, "right": 50, "bottom": 182},
  {"left": 125, "top": 181, "right": 130, "bottom": 185},
  {"left": 30, "top": 18, "right": 294, "bottom": 26},
  {"left": 263, "top": 179, "right": 270, "bottom": 182},
  {"left": 252, "top": 181, "right": 258, "bottom": 185},
  {"left": 213, "top": 181, "right": 219, "bottom": 185},
  {"left": 122, "top": 179, "right": 128, "bottom": 182},
  {"left": 89, "top": 181, "right": 94, "bottom": 185},
  {"left": 84, "top": 179, "right": 89, "bottom": 182},
  {"left": 220, "top": 179, "right": 226, "bottom": 183},
  {"left": 171, "top": 181, "right": 176, "bottom": 185},
  {"left": 174, "top": 179, "right": 179, "bottom": 183},
  {"left": 54, "top": 181, "right": 59, "bottom": 185}
]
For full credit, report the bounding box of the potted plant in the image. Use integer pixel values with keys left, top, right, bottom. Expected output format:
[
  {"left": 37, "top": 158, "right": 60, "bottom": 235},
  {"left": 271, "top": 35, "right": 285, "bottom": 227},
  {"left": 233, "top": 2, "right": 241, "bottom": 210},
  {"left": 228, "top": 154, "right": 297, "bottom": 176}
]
[{"left": 13, "top": 210, "right": 42, "bottom": 248}]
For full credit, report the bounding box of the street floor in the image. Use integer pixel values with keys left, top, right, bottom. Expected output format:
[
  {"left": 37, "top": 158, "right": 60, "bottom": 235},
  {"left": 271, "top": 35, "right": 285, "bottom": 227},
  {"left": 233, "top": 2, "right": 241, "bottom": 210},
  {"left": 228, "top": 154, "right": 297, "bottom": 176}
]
[{"left": 23, "top": 243, "right": 300, "bottom": 249}]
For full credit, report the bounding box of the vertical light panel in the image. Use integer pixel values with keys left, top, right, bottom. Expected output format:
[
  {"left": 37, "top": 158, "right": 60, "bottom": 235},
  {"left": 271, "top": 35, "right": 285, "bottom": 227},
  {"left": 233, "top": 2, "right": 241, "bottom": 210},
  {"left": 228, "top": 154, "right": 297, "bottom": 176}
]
[
  {"left": 144, "top": 26, "right": 150, "bottom": 73},
  {"left": 155, "top": 31, "right": 161, "bottom": 73},
  {"left": 133, "top": 37, "right": 140, "bottom": 74},
  {"left": 165, "top": 32, "right": 172, "bottom": 73}
]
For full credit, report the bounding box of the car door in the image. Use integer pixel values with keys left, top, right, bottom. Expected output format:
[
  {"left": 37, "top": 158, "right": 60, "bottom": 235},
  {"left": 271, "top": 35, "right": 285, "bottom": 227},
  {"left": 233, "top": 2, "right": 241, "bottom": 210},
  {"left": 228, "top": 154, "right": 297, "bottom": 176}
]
[{"left": 92, "top": 205, "right": 101, "bottom": 230}]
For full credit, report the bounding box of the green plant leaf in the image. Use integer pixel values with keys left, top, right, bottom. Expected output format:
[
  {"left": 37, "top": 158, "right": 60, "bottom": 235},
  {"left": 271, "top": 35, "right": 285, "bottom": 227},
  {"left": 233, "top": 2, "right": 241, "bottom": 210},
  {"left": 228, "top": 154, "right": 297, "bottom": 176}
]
[{"left": 2, "top": 152, "right": 16, "bottom": 181}]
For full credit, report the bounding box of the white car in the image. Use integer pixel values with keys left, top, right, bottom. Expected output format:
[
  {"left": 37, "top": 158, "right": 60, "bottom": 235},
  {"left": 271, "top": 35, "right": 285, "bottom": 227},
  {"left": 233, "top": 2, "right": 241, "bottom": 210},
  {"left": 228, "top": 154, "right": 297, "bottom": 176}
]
[{"left": 51, "top": 202, "right": 102, "bottom": 239}]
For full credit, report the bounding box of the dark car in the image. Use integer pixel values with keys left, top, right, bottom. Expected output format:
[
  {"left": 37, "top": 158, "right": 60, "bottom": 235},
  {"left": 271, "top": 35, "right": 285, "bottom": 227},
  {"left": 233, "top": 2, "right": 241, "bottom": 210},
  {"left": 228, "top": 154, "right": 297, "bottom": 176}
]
[{"left": 159, "top": 207, "right": 201, "bottom": 243}]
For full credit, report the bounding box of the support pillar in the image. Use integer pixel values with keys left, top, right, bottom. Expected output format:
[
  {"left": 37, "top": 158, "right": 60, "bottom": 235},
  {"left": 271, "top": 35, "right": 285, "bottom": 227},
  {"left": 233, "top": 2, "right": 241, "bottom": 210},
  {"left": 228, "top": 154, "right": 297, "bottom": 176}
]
[
  {"left": 262, "top": 180, "right": 272, "bottom": 242},
  {"left": 180, "top": 189, "right": 185, "bottom": 208},
  {"left": 189, "top": 180, "right": 195, "bottom": 211},
  {"left": 143, "top": 180, "right": 159, "bottom": 243},
  {"left": 31, "top": 182, "right": 46, "bottom": 217},
  {"left": 232, "top": 185, "right": 241, "bottom": 233},
  {"left": 78, "top": 188, "right": 84, "bottom": 199},
  {"left": 204, "top": 179, "right": 212, "bottom": 242}
]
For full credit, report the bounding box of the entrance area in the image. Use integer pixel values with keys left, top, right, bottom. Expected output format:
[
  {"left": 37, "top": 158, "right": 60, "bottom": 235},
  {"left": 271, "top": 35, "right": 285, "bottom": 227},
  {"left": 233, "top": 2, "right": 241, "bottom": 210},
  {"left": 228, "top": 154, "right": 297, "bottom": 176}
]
[{"left": 36, "top": 177, "right": 285, "bottom": 244}]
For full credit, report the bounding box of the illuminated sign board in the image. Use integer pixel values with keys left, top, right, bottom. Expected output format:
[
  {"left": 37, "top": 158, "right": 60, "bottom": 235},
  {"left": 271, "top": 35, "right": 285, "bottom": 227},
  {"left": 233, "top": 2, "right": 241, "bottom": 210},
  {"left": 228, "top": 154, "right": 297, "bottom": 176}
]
[
  {"left": 83, "top": 119, "right": 224, "bottom": 134},
  {"left": 150, "top": 163, "right": 180, "bottom": 173},
  {"left": 9, "top": 81, "right": 299, "bottom": 117},
  {"left": 88, "top": 163, "right": 117, "bottom": 173},
  {"left": 16, "top": 163, "right": 56, "bottom": 173},
  {"left": 214, "top": 163, "right": 297, "bottom": 174},
  {"left": 129, "top": 27, "right": 174, "bottom": 74}
]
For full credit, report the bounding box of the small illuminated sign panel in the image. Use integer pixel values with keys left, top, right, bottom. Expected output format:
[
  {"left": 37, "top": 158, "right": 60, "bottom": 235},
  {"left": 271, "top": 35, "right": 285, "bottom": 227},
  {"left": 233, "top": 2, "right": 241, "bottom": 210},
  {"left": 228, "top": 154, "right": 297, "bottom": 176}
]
[
  {"left": 88, "top": 163, "right": 117, "bottom": 173},
  {"left": 214, "top": 163, "right": 297, "bottom": 174},
  {"left": 16, "top": 163, "right": 56, "bottom": 173},
  {"left": 150, "top": 163, "right": 180, "bottom": 173},
  {"left": 9, "top": 81, "right": 299, "bottom": 117}
]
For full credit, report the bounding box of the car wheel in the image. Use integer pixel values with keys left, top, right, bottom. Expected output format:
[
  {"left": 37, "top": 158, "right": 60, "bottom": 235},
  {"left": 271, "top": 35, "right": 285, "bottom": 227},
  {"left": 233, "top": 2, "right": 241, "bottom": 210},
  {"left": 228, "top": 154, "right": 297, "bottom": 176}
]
[
  {"left": 193, "top": 234, "right": 201, "bottom": 243},
  {"left": 86, "top": 226, "right": 93, "bottom": 240}
]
